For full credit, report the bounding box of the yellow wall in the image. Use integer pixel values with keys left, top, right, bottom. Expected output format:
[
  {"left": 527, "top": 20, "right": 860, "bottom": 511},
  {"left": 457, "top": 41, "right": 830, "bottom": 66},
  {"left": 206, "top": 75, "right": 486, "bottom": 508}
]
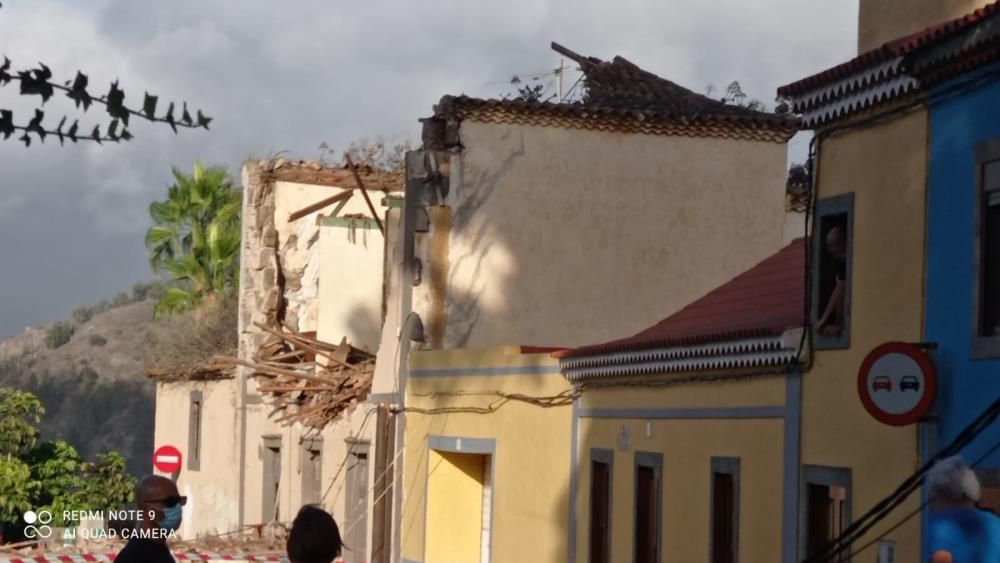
[
  {"left": 805, "top": 109, "right": 928, "bottom": 562},
  {"left": 858, "top": 0, "right": 991, "bottom": 53},
  {"left": 579, "top": 418, "right": 784, "bottom": 563},
  {"left": 429, "top": 121, "right": 788, "bottom": 349},
  {"left": 402, "top": 347, "right": 572, "bottom": 563},
  {"left": 426, "top": 450, "right": 486, "bottom": 563},
  {"left": 576, "top": 372, "right": 788, "bottom": 563}
]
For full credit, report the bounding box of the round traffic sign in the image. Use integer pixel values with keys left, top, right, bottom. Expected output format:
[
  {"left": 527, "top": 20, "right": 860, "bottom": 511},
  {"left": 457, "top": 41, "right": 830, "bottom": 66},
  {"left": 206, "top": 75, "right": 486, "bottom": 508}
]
[
  {"left": 857, "top": 342, "right": 936, "bottom": 426},
  {"left": 153, "top": 445, "right": 183, "bottom": 473}
]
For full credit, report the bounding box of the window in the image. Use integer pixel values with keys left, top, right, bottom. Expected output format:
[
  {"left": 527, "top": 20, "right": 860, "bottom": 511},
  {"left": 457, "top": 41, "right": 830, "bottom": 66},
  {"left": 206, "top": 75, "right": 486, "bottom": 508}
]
[
  {"left": 300, "top": 438, "right": 322, "bottom": 505},
  {"left": 188, "top": 391, "right": 203, "bottom": 471},
  {"left": 590, "top": 449, "right": 613, "bottom": 563},
  {"left": 800, "top": 465, "right": 852, "bottom": 562},
  {"left": 813, "top": 193, "right": 854, "bottom": 350},
  {"left": 344, "top": 440, "right": 370, "bottom": 563},
  {"left": 634, "top": 452, "right": 662, "bottom": 563},
  {"left": 262, "top": 436, "right": 282, "bottom": 522},
  {"left": 710, "top": 458, "right": 740, "bottom": 563},
  {"left": 975, "top": 140, "right": 1000, "bottom": 356}
]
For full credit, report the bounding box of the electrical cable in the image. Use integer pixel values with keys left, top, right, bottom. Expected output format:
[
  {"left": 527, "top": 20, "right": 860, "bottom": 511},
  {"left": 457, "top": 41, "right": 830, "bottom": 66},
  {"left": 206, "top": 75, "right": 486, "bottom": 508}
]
[
  {"left": 803, "top": 395, "right": 1000, "bottom": 563},
  {"left": 843, "top": 435, "right": 1000, "bottom": 560}
]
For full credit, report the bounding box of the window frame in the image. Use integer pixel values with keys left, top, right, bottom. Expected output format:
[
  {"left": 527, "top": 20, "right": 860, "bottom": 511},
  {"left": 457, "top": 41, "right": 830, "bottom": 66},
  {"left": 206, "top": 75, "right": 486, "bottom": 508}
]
[
  {"left": 300, "top": 437, "right": 323, "bottom": 505},
  {"left": 633, "top": 451, "right": 663, "bottom": 563},
  {"left": 589, "top": 448, "right": 614, "bottom": 563},
  {"left": 799, "top": 465, "right": 852, "bottom": 562},
  {"left": 972, "top": 139, "right": 1000, "bottom": 357},
  {"left": 187, "top": 390, "right": 203, "bottom": 471},
  {"left": 812, "top": 193, "right": 855, "bottom": 351},
  {"left": 709, "top": 457, "right": 740, "bottom": 563}
]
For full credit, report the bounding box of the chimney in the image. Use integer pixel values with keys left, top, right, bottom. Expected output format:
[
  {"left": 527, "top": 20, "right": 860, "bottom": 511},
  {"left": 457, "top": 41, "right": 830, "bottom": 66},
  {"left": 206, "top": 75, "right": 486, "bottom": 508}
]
[{"left": 858, "top": 0, "right": 992, "bottom": 53}]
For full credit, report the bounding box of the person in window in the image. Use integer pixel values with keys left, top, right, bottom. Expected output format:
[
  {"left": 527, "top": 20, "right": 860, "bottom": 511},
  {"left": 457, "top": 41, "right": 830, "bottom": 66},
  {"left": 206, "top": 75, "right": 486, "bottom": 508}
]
[
  {"left": 287, "top": 504, "right": 343, "bottom": 563},
  {"left": 817, "top": 226, "right": 847, "bottom": 337},
  {"left": 927, "top": 456, "right": 1000, "bottom": 563},
  {"left": 114, "top": 475, "right": 185, "bottom": 563}
]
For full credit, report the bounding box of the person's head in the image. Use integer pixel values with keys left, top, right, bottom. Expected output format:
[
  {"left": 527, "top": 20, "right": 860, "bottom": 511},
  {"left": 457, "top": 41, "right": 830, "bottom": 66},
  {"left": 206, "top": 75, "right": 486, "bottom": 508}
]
[
  {"left": 135, "top": 475, "right": 185, "bottom": 534},
  {"left": 287, "top": 505, "right": 342, "bottom": 563},
  {"left": 927, "top": 456, "right": 981, "bottom": 510},
  {"left": 825, "top": 226, "right": 847, "bottom": 259}
]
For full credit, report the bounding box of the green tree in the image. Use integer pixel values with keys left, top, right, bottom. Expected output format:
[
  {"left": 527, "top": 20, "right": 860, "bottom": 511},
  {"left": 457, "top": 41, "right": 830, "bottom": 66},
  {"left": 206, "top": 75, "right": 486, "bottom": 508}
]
[
  {"left": 0, "top": 387, "right": 43, "bottom": 457},
  {"left": 0, "top": 457, "right": 36, "bottom": 538},
  {"left": 145, "top": 162, "right": 241, "bottom": 317},
  {"left": 0, "top": 389, "right": 135, "bottom": 537}
]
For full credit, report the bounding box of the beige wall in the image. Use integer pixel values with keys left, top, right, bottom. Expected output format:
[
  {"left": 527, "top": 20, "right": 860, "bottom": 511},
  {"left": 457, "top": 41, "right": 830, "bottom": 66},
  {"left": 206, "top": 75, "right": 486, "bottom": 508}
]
[
  {"left": 804, "top": 109, "right": 929, "bottom": 563},
  {"left": 429, "top": 121, "right": 788, "bottom": 349},
  {"left": 858, "top": 0, "right": 991, "bottom": 52},
  {"left": 317, "top": 199, "right": 387, "bottom": 353},
  {"left": 154, "top": 379, "right": 242, "bottom": 538},
  {"left": 402, "top": 348, "right": 572, "bottom": 563}
]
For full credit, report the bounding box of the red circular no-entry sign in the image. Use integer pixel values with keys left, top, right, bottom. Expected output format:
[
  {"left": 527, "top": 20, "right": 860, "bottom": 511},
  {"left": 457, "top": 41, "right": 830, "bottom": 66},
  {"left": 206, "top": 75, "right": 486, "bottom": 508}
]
[
  {"left": 858, "top": 342, "right": 937, "bottom": 427},
  {"left": 153, "top": 445, "right": 183, "bottom": 473}
]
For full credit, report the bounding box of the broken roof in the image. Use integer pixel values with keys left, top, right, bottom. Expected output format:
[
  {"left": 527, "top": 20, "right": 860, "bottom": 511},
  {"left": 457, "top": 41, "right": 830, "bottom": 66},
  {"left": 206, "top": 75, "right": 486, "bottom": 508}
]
[
  {"left": 557, "top": 239, "right": 805, "bottom": 361},
  {"left": 427, "top": 43, "right": 797, "bottom": 144},
  {"left": 252, "top": 158, "right": 405, "bottom": 192}
]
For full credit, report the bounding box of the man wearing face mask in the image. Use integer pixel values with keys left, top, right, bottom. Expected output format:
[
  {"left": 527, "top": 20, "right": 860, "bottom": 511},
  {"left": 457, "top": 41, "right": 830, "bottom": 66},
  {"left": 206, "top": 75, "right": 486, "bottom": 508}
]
[{"left": 114, "top": 475, "right": 185, "bottom": 563}]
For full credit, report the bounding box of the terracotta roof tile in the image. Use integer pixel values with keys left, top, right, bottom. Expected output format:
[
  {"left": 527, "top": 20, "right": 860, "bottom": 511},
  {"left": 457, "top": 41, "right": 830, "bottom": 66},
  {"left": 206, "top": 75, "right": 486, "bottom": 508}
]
[
  {"left": 556, "top": 240, "right": 805, "bottom": 359},
  {"left": 778, "top": 1, "right": 1000, "bottom": 98},
  {"left": 433, "top": 44, "right": 797, "bottom": 137}
]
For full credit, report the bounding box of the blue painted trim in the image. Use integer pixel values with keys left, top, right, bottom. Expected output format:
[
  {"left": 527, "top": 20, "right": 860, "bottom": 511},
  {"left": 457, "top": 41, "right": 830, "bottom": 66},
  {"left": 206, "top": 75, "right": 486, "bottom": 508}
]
[
  {"left": 577, "top": 405, "right": 785, "bottom": 420},
  {"left": 409, "top": 364, "right": 562, "bottom": 378},
  {"left": 781, "top": 371, "right": 802, "bottom": 563},
  {"left": 568, "top": 398, "right": 580, "bottom": 563},
  {"left": 427, "top": 434, "right": 496, "bottom": 454}
]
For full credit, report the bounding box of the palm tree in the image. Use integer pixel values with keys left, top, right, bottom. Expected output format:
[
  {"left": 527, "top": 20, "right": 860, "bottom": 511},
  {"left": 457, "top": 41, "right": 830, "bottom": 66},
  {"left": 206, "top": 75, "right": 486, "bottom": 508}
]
[{"left": 145, "top": 162, "right": 241, "bottom": 318}]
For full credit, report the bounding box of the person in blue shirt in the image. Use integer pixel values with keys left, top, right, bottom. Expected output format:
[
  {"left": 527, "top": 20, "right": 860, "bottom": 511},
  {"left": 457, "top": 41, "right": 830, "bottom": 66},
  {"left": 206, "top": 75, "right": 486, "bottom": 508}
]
[{"left": 927, "top": 456, "right": 1000, "bottom": 563}]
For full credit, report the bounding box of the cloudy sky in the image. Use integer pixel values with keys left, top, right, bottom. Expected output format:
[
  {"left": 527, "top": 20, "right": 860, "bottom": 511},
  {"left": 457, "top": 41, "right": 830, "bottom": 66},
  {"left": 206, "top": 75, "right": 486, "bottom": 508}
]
[{"left": 0, "top": 0, "right": 856, "bottom": 339}]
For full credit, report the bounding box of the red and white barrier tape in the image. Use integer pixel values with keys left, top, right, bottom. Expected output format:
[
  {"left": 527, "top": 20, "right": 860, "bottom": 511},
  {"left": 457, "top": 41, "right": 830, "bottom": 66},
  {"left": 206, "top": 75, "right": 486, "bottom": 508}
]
[{"left": 0, "top": 552, "right": 292, "bottom": 562}]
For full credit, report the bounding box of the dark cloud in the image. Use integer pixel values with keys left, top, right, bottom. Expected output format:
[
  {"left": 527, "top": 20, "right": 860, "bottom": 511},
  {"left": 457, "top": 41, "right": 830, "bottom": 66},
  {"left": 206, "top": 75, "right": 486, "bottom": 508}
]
[{"left": 0, "top": 0, "right": 855, "bottom": 339}]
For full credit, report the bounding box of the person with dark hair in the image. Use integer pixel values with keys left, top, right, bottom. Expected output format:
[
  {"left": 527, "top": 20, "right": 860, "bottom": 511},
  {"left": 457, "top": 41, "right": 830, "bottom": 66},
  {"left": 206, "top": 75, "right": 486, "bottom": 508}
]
[
  {"left": 817, "top": 225, "right": 847, "bottom": 337},
  {"left": 287, "top": 505, "right": 343, "bottom": 563},
  {"left": 114, "top": 475, "right": 185, "bottom": 563}
]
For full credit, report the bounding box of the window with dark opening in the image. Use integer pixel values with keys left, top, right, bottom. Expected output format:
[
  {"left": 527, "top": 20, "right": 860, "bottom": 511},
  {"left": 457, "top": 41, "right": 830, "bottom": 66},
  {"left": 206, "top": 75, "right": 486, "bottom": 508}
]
[
  {"left": 806, "top": 484, "right": 847, "bottom": 561},
  {"left": 589, "top": 449, "right": 612, "bottom": 563},
  {"left": 980, "top": 159, "right": 1000, "bottom": 338},
  {"left": 188, "top": 390, "right": 202, "bottom": 471},
  {"left": 710, "top": 458, "right": 739, "bottom": 563},
  {"left": 301, "top": 439, "right": 322, "bottom": 505},
  {"left": 634, "top": 452, "right": 662, "bottom": 563},
  {"left": 262, "top": 437, "right": 281, "bottom": 522},
  {"left": 813, "top": 194, "right": 854, "bottom": 349}
]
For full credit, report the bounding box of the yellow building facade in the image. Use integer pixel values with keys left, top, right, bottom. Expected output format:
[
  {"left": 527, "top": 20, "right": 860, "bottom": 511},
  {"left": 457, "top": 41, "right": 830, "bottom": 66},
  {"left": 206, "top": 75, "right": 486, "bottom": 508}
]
[{"left": 401, "top": 347, "right": 572, "bottom": 563}]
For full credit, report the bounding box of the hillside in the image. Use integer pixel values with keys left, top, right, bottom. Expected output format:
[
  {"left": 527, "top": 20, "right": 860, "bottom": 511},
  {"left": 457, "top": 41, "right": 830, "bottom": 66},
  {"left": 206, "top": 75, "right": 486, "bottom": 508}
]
[{"left": 0, "top": 299, "right": 167, "bottom": 477}]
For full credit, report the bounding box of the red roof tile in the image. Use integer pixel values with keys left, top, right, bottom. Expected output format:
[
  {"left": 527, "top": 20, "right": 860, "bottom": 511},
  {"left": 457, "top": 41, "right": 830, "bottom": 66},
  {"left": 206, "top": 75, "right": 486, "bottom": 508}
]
[
  {"left": 556, "top": 240, "right": 805, "bottom": 359},
  {"left": 778, "top": 1, "right": 1000, "bottom": 97}
]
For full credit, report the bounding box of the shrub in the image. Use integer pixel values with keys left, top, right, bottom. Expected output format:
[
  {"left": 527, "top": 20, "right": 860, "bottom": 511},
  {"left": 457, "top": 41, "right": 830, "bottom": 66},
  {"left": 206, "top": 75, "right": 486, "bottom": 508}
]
[
  {"left": 88, "top": 335, "right": 107, "bottom": 347},
  {"left": 46, "top": 322, "right": 75, "bottom": 349},
  {"left": 146, "top": 297, "right": 238, "bottom": 379},
  {"left": 72, "top": 306, "right": 94, "bottom": 324},
  {"left": 93, "top": 300, "right": 110, "bottom": 314},
  {"left": 111, "top": 292, "right": 131, "bottom": 308}
]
